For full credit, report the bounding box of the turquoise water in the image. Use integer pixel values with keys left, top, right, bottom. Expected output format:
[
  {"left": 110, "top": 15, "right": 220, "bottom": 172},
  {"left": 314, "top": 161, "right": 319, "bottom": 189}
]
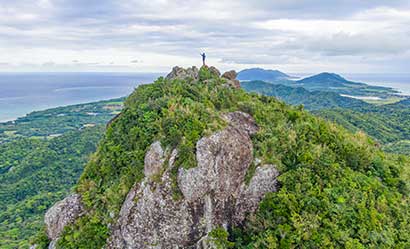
[
  {"left": 345, "top": 73, "right": 410, "bottom": 96},
  {"left": 0, "top": 72, "right": 162, "bottom": 122}
]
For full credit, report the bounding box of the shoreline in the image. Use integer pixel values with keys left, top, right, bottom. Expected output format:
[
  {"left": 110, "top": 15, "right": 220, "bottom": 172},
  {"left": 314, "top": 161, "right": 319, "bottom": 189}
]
[{"left": 0, "top": 97, "right": 126, "bottom": 125}]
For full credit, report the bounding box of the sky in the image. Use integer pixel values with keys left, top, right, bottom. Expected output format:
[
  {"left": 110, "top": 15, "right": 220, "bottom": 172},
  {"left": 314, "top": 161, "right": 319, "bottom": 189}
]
[{"left": 0, "top": 0, "right": 409, "bottom": 73}]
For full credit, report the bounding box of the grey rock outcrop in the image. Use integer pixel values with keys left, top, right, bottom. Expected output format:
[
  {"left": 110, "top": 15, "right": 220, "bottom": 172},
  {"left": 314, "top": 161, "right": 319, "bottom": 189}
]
[
  {"left": 222, "top": 70, "right": 240, "bottom": 88},
  {"left": 166, "top": 66, "right": 199, "bottom": 81},
  {"left": 234, "top": 164, "right": 279, "bottom": 224},
  {"left": 208, "top": 66, "right": 221, "bottom": 78},
  {"left": 144, "top": 141, "right": 165, "bottom": 177},
  {"left": 107, "top": 112, "right": 279, "bottom": 248},
  {"left": 221, "top": 70, "right": 237, "bottom": 80},
  {"left": 44, "top": 194, "right": 84, "bottom": 242}
]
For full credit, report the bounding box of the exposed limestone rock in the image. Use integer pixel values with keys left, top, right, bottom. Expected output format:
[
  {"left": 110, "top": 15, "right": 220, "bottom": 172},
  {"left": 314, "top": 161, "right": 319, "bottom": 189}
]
[
  {"left": 144, "top": 141, "right": 165, "bottom": 177},
  {"left": 107, "top": 112, "right": 279, "bottom": 248},
  {"left": 48, "top": 240, "right": 57, "bottom": 249},
  {"left": 234, "top": 164, "right": 279, "bottom": 224},
  {"left": 222, "top": 70, "right": 240, "bottom": 88},
  {"left": 208, "top": 66, "right": 221, "bottom": 78},
  {"left": 44, "top": 194, "right": 84, "bottom": 241},
  {"left": 222, "top": 70, "right": 237, "bottom": 80},
  {"left": 166, "top": 66, "right": 199, "bottom": 81},
  {"left": 222, "top": 111, "right": 259, "bottom": 136}
]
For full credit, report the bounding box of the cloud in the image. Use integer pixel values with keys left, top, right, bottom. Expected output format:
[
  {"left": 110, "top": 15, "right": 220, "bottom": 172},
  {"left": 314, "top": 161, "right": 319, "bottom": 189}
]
[{"left": 0, "top": 1, "right": 409, "bottom": 73}]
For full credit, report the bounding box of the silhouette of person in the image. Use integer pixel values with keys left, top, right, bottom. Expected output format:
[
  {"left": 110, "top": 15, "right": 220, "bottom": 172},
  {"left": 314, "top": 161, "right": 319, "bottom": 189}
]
[{"left": 200, "top": 52, "right": 206, "bottom": 66}]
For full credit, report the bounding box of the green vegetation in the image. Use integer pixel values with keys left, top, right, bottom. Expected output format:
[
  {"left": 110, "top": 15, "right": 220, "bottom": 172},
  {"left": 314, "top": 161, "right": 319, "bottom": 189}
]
[
  {"left": 241, "top": 80, "right": 410, "bottom": 155},
  {"left": 35, "top": 66, "right": 409, "bottom": 248},
  {"left": 209, "top": 227, "right": 235, "bottom": 248},
  {"left": 0, "top": 99, "right": 122, "bottom": 248},
  {"left": 0, "top": 127, "right": 104, "bottom": 249},
  {"left": 384, "top": 140, "right": 410, "bottom": 155},
  {"left": 315, "top": 99, "right": 410, "bottom": 154},
  {"left": 241, "top": 80, "right": 370, "bottom": 110},
  {"left": 0, "top": 98, "right": 123, "bottom": 144}
]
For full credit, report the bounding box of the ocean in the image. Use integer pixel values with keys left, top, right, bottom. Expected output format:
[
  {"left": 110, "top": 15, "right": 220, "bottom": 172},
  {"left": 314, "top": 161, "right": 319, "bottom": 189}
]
[
  {"left": 345, "top": 73, "right": 410, "bottom": 96},
  {"left": 0, "top": 72, "right": 162, "bottom": 122},
  {"left": 294, "top": 73, "right": 410, "bottom": 95},
  {"left": 1, "top": 72, "right": 409, "bottom": 122}
]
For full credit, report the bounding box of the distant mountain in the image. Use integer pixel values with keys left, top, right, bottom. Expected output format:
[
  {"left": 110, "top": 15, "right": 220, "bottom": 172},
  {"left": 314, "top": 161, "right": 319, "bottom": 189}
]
[
  {"left": 294, "top": 72, "right": 398, "bottom": 97},
  {"left": 297, "top": 72, "right": 365, "bottom": 87},
  {"left": 237, "top": 68, "right": 290, "bottom": 82},
  {"left": 241, "top": 80, "right": 370, "bottom": 110}
]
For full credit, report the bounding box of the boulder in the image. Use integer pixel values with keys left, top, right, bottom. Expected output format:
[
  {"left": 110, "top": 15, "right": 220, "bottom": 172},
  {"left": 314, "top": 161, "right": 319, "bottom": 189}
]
[
  {"left": 44, "top": 194, "right": 84, "bottom": 241},
  {"left": 144, "top": 141, "right": 165, "bottom": 178},
  {"left": 208, "top": 66, "right": 221, "bottom": 78},
  {"left": 222, "top": 70, "right": 241, "bottom": 88},
  {"left": 234, "top": 164, "right": 279, "bottom": 224},
  {"left": 222, "top": 70, "right": 237, "bottom": 80},
  {"left": 166, "top": 66, "right": 199, "bottom": 81},
  {"left": 222, "top": 111, "right": 259, "bottom": 135},
  {"left": 107, "top": 112, "right": 279, "bottom": 248}
]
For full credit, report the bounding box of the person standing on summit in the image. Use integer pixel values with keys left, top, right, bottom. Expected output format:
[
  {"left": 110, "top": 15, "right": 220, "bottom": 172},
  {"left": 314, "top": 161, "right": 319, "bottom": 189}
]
[{"left": 200, "top": 52, "right": 206, "bottom": 66}]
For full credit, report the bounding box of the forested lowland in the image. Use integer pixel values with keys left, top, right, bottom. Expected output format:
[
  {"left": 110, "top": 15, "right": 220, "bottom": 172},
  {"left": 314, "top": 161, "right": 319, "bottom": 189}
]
[
  {"left": 315, "top": 99, "right": 410, "bottom": 155},
  {"left": 241, "top": 80, "right": 410, "bottom": 155},
  {"left": 241, "top": 80, "right": 371, "bottom": 111},
  {"left": 32, "top": 66, "right": 410, "bottom": 248},
  {"left": 0, "top": 98, "right": 123, "bottom": 144},
  {"left": 0, "top": 100, "right": 123, "bottom": 248}
]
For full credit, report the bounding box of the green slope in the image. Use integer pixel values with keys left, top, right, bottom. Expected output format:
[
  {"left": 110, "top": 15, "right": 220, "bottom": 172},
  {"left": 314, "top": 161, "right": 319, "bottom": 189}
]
[
  {"left": 0, "top": 99, "right": 123, "bottom": 248},
  {"left": 315, "top": 100, "right": 410, "bottom": 154},
  {"left": 241, "top": 80, "right": 370, "bottom": 110},
  {"left": 0, "top": 128, "right": 104, "bottom": 249}
]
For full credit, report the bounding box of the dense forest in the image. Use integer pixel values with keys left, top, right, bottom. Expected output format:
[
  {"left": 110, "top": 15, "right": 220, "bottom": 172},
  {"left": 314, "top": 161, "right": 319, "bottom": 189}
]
[
  {"left": 241, "top": 80, "right": 371, "bottom": 111},
  {"left": 31, "top": 66, "right": 410, "bottom": 248},
  {"left": 316, "top": 100, "right": 410, "bottom": 154},
  {"left": 0, "top": 100, "right": 122, "bottom": 248},
  {"left": 0, "top": 98, "right": 123, "bottom": 144},
  {"left": 241, "top": 80, "right": 410, "bottom": 155}
]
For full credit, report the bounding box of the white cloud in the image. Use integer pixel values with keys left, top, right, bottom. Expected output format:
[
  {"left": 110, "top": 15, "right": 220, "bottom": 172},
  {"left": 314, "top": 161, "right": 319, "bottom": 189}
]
[{"left": 0, "top": 1, "right": 409, "bottom": 73}]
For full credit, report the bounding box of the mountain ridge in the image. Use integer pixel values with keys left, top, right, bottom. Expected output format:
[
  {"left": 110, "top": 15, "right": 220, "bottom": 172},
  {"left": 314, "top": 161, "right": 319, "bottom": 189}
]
[
  {"left": 237, "top": 68, "right": 290, "bottom": 81},
  {"left": 32, "top": 66, "right": 410, "bottom": 249}
]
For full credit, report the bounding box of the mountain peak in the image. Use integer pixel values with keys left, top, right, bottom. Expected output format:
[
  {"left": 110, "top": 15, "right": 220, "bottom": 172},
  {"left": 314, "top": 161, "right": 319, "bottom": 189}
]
[
  {"left": 298, "top": 72, "right": 348, "bottom": 83},
  {"left": 237, "top": 68, "right": 290, "bottom": 81}
]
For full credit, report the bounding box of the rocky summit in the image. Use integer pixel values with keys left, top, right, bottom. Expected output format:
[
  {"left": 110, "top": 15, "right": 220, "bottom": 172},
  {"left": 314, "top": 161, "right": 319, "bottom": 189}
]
[{"left": 35, "top": 65, "right": 410, "bottom": 249}]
